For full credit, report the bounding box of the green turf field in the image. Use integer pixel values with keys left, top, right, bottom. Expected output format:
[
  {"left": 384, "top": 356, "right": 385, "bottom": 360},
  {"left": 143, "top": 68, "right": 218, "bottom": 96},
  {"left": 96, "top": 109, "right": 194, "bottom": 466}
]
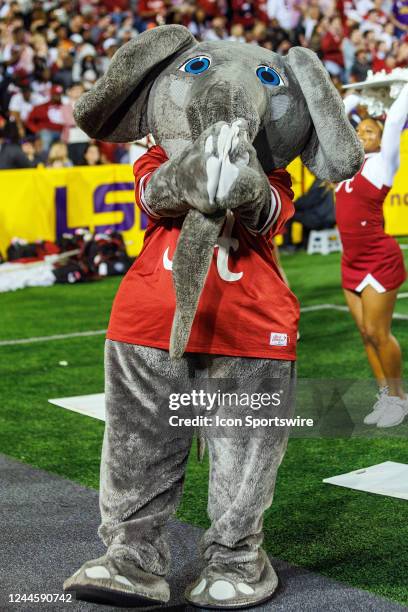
[{"left": 1, "top": 248, "right": 408, "bottom": 605}]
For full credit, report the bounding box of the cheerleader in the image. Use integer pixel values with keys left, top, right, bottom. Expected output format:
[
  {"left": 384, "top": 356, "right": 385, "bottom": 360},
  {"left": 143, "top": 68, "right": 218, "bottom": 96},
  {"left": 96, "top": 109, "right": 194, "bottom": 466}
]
[{"left": 336, "top": 83, "right": 408, "bottom": 427}]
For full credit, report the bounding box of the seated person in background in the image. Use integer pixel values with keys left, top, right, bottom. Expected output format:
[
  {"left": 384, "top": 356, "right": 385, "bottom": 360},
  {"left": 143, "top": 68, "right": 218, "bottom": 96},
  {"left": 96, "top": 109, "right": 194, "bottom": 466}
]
[
  {"left": 20, "top": 137, "right": 45, "bottom": 167},
  {"left": 82, "top": 142, "right": 102, "bottom": 166},
  {"left": 282, "top": 179, "right": 335, "bottom": 251},
  {"left": 0, "top": 128, "right": 37, "bottom": 170},
  {"left": 8, "top": 85, "right": 43, "bottom": 141},
  {"left": 46, "top": 141, "right": 73, "bottom": 168},
  {"left": 32, "top": 135, "right": 48, "bottom": 165},
  {"left": 26, "top": 84, "right": 65, "bottom": 153}
]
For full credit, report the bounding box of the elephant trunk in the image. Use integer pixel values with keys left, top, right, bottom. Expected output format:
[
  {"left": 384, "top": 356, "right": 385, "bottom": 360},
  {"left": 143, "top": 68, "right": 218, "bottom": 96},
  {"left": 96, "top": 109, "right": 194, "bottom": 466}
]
[
  {"left": 169, "top": 209, "right": 225, "bottom": 359},
  {"left": 170, "top": 96, "right": 259, "bottom": 360}
]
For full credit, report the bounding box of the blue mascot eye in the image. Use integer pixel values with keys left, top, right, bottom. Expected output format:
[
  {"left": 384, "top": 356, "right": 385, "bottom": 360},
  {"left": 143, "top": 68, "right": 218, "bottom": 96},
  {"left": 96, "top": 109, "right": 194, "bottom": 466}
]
[
  {"left": 256, "top": 66, "right": 283, "bottom": 86},
  {"left": 180, "top": 56, "right": 211, "bottom": 74}
]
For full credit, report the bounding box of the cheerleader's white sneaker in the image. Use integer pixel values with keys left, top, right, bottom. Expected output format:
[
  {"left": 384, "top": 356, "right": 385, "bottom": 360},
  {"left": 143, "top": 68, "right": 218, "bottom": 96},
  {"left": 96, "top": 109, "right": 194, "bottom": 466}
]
[
  {"left": 363, "top": 387, "right": 388, "bottom": 425},
  {"left": 376, "top": 396, "right": 408, "bottom": 428}
]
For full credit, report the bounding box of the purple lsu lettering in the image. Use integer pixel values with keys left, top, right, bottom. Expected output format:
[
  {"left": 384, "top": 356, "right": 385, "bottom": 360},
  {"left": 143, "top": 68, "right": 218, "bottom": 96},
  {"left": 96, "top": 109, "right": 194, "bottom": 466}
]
[{"left": 55, "top": 182, "right": 148, "bottom": 237}]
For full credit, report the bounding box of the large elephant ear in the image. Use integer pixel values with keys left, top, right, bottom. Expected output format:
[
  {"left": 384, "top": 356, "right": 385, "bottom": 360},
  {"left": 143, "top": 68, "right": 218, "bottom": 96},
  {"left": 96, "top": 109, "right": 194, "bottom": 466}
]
[
  {"left": 73, "top": 25, "right": 196, "bottom": 142},
  {"left": 286, "top": 47, "right": 364, "bottom": 182}
]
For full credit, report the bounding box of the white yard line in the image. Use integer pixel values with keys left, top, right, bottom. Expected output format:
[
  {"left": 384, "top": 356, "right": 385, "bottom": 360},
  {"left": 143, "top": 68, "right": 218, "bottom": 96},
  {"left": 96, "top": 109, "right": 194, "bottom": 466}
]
[
  {"left": 300, "top": 302, "right": 408, "bottom": 320},
  {"left": 2, "top": 293, "right": 408, "bottom": 346},
  {"left": 0, "top": 329, "right": 107, "bottom": 346},
  {"left": 300, "top": 304, "right": 348, "bottom": 313}
]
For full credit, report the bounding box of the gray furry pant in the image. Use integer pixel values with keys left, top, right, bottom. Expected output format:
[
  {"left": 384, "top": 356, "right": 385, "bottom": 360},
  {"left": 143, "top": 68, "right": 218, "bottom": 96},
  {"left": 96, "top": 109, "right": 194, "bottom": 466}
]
[{"left": 99, "top": 340, "right": 296, "bottom": 578}]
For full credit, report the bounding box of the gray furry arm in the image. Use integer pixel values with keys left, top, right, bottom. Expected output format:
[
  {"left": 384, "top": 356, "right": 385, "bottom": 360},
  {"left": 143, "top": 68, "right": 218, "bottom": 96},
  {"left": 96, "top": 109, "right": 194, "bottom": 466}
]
[
  {"left": 234, "top": 167, "right": 275, "bottom": 233},
  {"left": 143, "top": 158, "right": 191, "bottom": 218}
]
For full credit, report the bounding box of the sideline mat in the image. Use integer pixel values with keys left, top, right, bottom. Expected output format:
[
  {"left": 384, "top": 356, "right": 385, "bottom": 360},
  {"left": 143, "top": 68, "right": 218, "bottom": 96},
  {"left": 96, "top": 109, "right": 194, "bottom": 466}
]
[
  {"left": 49, "top": 394, "right": 105, "bottom": 421},
  {"left": 324, "top": 461, "right": 408, "bottom": 501}
]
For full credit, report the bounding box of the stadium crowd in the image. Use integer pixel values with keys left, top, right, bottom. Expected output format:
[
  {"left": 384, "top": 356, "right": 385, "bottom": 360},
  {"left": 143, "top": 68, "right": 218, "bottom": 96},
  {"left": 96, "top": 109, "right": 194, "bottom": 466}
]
[{"left": 0, "top": 0, "right": 407, "bottom": 169}]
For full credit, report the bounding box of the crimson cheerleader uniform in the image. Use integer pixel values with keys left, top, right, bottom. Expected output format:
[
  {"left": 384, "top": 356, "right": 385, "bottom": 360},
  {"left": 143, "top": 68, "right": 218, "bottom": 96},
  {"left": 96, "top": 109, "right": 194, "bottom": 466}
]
[
  {"left": 336, "top": 84, "right": 408, "bottom": 293},
  {"left": 335, "top": 156, "right": 406, "bottom": 292}
]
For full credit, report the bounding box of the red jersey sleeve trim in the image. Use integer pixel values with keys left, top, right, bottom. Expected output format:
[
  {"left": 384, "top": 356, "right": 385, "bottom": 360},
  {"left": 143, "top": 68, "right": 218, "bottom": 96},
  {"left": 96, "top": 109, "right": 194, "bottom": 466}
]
[
  {"left": 244, "top": 169, "right": 294, "bottom": 236},
  {"left": 259, "top": 185, "right": 282, "bottom": 235},
  {"left": 267, "top": 169, "right": 295, "bottom": 237},
  {"left": 133, "top": 145, "right": 169, "bottom": 219},
  {"left": 243, "top": 185, "right": 282, "bottom": 236},
  {"left": 138, "top": 172, "right": 160, "bottom": 218}
]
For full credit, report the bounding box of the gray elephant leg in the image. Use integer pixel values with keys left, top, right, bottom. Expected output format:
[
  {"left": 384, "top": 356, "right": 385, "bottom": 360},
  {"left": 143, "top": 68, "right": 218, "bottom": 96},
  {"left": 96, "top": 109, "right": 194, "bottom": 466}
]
[
  {"left": 186, "top": 357, "right": 296, "bottom": 608},
  {"left": 64, "top": 340, "right": 193, "bottom": 606}
]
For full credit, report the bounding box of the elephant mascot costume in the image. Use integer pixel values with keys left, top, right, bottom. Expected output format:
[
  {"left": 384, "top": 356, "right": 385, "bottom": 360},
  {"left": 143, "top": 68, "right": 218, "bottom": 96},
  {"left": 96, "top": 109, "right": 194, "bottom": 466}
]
[{"left": 63, "top": 25, "right": 363, "bottom": 609}]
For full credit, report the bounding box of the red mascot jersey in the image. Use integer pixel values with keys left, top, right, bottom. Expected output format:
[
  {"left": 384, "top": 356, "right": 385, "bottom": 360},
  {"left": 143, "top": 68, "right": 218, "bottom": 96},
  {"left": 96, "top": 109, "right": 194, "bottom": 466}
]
[{"left": 107, "top": 146, "right": 300, "bottom": 360}]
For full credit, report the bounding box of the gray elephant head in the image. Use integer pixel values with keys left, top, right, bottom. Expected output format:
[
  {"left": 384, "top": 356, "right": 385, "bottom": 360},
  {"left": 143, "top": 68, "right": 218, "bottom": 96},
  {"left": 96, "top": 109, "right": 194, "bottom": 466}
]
[{"left": 74, "top": 25, "right": 363, "bottom": 358}]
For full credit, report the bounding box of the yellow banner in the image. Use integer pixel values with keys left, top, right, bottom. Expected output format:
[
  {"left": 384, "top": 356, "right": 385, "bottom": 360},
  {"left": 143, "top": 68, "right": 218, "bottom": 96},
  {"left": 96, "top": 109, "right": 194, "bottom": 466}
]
[
  {"left": 383, "top": 130, "right": 408, "bottom": 234},
  {"left": 0, "top": 138, "right": 407, "bottom": 259},
  {"left": 0, "top": 164, "right": 144, "bottom": 258}
]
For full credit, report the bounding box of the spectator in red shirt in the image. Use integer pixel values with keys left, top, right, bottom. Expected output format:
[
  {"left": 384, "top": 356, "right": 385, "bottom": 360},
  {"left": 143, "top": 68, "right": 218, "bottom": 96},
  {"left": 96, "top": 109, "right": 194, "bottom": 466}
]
[
  {"left": 372, "top": 40, "right": 388, "bottom": 71},
  {"left": 230, "top": 0, "right": 257, "bottom": 29},
  {"left": 197, "top": 0, "right": 223, "bottom": 19},
  {"left": 138, "top": 0, "right": 167, "bottom": 29},
  {"left": 321, "top": 15, "right": 345, "bottom": 79},
  {"left": 100, "top": 0, "right": 130, "bottom": 9},
  {"left": 26, "top": 84, "right": 65, "bottom": 152}
]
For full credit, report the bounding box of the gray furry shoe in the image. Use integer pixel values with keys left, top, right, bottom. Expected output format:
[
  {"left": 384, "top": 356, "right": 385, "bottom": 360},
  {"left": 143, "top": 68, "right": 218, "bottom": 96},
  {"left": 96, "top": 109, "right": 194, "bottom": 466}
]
[
  {"left": 63, "top": 555, "right": 170, "bottom": 607},
  {"left": 185, "top": 549, "right": 278, "bottom": 609}
]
